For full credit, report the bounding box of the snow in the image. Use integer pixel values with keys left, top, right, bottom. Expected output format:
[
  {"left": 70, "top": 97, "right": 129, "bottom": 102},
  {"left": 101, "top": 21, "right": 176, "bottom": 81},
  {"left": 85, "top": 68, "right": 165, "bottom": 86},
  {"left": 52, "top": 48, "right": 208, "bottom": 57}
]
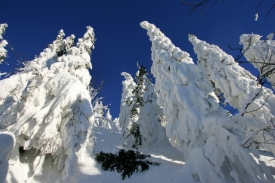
[
  {"left": 118, "top": 67, "right": 168, "bottom": 150},
  {"left": 189, "top": 34, "right": 275, "bottom": 158},
  {"left": 240, "top": 33, "right": 275, "bottom": 90},
  {"left": 141, "top": 21, "right": 275, "bottom": 182},
  {"left": 267, "top": 33, "right": 274, "bottom": 40},
  {"left": 0, "top": 26, "right": 96, "bottom": 180},
  {"left": 0, "top": 23, "right": 8, "bottom": 65},
  {"left": 0, "top": 132, "right": 15, "bottom": 183},
  {"left": 0, "top": 21, "right": 275, "bottom": 183}
]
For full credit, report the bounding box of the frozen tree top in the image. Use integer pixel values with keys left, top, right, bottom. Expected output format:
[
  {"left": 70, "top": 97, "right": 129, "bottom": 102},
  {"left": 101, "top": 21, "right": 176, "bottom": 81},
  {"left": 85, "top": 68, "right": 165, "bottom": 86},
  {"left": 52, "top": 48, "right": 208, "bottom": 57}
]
[
  {"left": 0, "top": 23, "right": 8, "bottom": 65},
  {"left": 77, "top": 26, "right": 95, "bottom": 56},
  {"left": 0, "top": 24, "right": 8, "bottom": 39},
  {"left": 140, "top": 21, "right": 193, "bottom": 64}
]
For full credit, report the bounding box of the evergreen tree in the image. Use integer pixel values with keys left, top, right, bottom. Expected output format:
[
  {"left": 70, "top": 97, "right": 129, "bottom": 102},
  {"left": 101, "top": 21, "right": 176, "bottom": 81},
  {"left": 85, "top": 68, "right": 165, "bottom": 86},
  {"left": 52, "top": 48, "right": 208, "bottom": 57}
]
[
  {"left": 93, "top": 98, "right": 115, "bottom": 130},
  {"left": 119, "top": 65, "right": 167, "bottom": 150},
  {"left": 119, "top": 72, "right": 136, "bottom": 137},
  {"left": 0, "top": 26, "right": 96, "bottom": 178}
]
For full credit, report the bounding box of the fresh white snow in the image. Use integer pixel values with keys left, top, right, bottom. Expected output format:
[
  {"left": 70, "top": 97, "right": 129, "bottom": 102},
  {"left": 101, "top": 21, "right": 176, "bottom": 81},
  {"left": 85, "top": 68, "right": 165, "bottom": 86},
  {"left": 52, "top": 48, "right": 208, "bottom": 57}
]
[
  {"left": 0, "top": 21, "right": 274, "bottom": 183},
  {"left": 0, "top": 132, "right": 15, "bottom": 183}
]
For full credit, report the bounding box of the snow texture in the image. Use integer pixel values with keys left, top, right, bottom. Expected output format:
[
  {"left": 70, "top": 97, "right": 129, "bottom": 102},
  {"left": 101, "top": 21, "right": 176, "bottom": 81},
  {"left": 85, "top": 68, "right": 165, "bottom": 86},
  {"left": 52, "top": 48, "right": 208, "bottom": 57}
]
[
  {"left": 0, "top": 26, "right": 96, "bottom": 179},
  {"left": 0, "top": 132, "right": 15, "bottom": 183},
  {"left": 141, "top": 21, "right": 274, "bottom": 183}
]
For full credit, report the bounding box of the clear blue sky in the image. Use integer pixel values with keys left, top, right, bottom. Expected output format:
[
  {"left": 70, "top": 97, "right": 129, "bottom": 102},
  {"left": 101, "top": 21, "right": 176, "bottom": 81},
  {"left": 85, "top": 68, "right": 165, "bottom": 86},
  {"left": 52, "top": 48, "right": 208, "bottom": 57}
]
[{"left": 0, "top": 0, "right": 274, "bottom": 118}]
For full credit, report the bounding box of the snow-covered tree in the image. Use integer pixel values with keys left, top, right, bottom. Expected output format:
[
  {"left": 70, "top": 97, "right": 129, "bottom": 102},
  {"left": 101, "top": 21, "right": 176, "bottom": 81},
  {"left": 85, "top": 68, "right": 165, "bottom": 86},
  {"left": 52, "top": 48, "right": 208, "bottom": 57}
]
[
  {"left": 240, "top": 34, "right": 275, "bottom": 90},
  {"left": 189, "top": 35, "right": 275, "bottom": 152},
  {"left": 0, "top": 23, "right": 8, "bottom": 79},
  {"left": 141, "top": 21, "right": 274, "bottom": 183},
  {"left": 119, "top": 72, "right": 136, "bottom": 137},
  {"left": 93, "top": 98, "right": 115, "bottom": 130},
  {"left": 119, "top": 66, "right": 166, "bottom": 150},
  {"left": 0, "top": 26, "right": 96, "bottom": 179},
  {"left": 0, "top": 23, "right": 8, "bottom": 65}
]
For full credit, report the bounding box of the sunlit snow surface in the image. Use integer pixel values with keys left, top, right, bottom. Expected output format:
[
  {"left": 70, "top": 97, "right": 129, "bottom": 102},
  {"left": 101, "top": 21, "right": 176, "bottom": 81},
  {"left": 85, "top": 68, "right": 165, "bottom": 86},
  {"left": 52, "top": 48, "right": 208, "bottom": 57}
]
[
  {"left": 6, "top": 126, "right": 185, "bottom": 183},
  {"left": 4, "top": 126, "right": 275, "bottom": 183}
]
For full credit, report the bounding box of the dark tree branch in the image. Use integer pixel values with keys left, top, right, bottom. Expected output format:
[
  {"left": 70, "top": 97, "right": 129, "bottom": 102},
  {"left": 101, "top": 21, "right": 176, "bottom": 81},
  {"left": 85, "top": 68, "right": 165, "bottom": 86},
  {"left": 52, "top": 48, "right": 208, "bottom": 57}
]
[{"left": 182, "top": 0, "right": 274, "bottom": 18}]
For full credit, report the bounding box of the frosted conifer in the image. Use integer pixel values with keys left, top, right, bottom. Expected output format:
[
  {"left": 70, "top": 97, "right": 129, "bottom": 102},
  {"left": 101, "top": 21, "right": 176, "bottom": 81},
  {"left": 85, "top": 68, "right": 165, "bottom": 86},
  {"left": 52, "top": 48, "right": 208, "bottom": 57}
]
[
  {"left": 0, "top": 26, "right": 96, "bottom": 179},
  {"left": 119, "top": 66, "right": 166, "bottom": 150}
]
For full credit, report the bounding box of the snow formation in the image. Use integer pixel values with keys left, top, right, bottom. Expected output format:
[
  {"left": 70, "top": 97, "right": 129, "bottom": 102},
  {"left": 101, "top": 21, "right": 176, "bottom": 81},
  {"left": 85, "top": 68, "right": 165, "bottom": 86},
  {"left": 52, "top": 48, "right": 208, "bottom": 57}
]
[
  {"left": 141, "top": 21, "right": 274, "bottom": 183},
  {"left": 0, "top": 26, "right": 96, "bottom": 181}
]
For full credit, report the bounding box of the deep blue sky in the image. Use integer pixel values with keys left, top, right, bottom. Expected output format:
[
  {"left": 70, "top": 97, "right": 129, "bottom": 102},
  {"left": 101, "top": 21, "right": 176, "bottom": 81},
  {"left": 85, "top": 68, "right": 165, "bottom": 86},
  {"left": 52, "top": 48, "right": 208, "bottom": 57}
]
[{"left": 0, "top": 0, "right": 274, "bottom": 118}]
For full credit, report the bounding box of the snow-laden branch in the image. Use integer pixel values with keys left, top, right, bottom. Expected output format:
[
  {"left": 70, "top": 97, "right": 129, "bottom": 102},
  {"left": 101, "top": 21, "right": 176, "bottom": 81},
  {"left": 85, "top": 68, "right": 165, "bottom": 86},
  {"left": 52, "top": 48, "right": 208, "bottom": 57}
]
[
  {"left": 189, "top": 35, "right": 275, "bottom": 124},
  {"left": 240, "top": 34, "right": 275, "bottom": 90}
]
